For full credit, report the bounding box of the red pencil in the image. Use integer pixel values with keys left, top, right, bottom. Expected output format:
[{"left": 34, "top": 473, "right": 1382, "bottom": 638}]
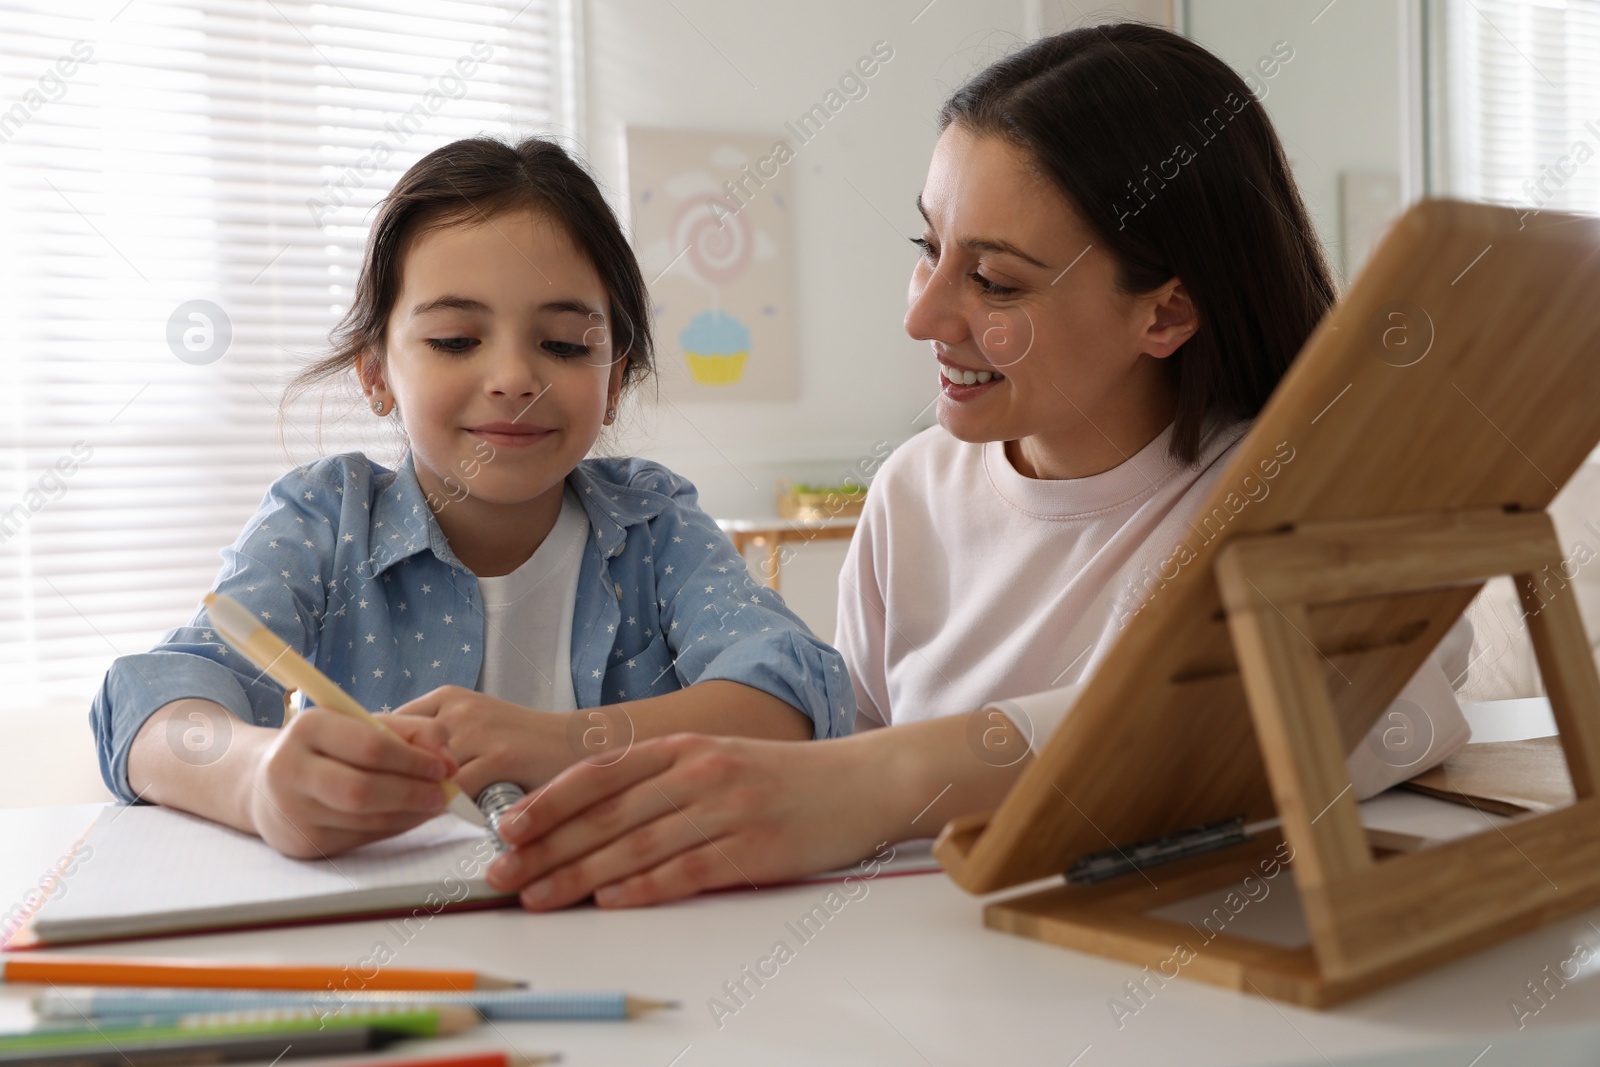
[{"left": 359, "top": 1053, "right": 559, "bottom": 1067}]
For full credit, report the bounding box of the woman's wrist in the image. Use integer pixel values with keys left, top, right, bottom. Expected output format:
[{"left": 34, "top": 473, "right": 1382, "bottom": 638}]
[
  {"left": 850, "top": 710, "right": 1033, "bottom": 844},
  {"left": 849, "top": 717, "right": 952, "bottom": 843}
]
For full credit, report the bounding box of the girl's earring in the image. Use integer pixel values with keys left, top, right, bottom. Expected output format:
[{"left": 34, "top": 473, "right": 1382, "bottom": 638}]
[
  {"left": 605, "top": 405, "right": 617, "bottom": 424},
  {"left": 372, "top": 398, "right": 387, "bottom": 416}
]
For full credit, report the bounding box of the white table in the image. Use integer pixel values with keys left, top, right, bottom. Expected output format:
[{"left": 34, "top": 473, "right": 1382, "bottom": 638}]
[{"left": 4, "top": 700, "right": 1600, "bottom": 1066}]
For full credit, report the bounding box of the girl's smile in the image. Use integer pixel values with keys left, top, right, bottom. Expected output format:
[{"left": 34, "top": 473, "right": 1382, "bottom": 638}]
[{"left": 466, "top": 419, "right": 557, "bottom": 449}]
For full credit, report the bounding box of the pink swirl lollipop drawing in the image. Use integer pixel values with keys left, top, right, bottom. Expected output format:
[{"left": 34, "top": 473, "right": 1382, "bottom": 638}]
[{"left": 671, "top": 195, "right": 755, "bottom": 385}]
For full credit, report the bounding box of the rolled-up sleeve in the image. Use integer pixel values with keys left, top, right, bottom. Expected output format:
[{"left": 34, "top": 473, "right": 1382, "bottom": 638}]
[
  {"left": 991, "top": 615, "right": 1476, "bottom": 800},
  {"left": 1344, "top": 614, "right": 1474, "bottom": 799},
  {"left": 647, "top": 482, "right": 855, "bottom": 740},
  {"left": 88, "top": 465, "right": 337, "bottom": 802},
  {"left": 985, "top": 684, "right": 1084, "bottom": 754}
]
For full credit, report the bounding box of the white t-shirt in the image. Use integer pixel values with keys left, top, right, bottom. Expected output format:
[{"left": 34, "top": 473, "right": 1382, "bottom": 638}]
[
  {"left": 475, "top": 487, "right": 589, "bottom": 712},
  {"left": 835, "top": 420, "right": 1472, "bottom": 799}
]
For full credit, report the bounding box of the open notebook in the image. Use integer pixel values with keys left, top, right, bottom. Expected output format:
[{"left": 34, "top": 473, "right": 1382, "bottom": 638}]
[
  {"left": 13, "top": 806, "right": 514, "bottom": 947},
  {"left": 11, "top": 805, "right": 947, "bottom": 948}
]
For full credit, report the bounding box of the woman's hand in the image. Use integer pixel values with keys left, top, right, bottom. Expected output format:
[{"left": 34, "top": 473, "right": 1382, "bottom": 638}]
[
  {"left": 391, "top": 686, "right": 572, "bottom": 798},
  {"left": 482, "top": 709, "right": 1035, "bottom": 910},
  {"left": 483, "top": 733, "right": 899, "bottom": 910},
  {"left": 245, "top": 706, "right": 459, "bottom": 858}
]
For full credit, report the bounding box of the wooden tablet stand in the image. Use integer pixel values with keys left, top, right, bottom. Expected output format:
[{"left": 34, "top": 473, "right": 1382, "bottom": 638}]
[{"left": 933, "top": 201, "right": 1600, "bottom": 1007}]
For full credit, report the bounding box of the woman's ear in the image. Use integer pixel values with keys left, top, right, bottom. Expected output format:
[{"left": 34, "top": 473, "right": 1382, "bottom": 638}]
[{"left": 1139, "top": 279, "right": 1200, "bottom": 359}]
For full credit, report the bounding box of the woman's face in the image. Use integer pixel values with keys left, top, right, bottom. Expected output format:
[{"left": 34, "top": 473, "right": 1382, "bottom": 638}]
[{"left": 905, "top": 124, "right": 1192, "bottom": 475}]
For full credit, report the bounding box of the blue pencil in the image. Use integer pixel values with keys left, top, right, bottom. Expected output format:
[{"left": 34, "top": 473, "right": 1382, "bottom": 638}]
[{"left": 34, "top": 987, "right": 674, "bottom": 1022}]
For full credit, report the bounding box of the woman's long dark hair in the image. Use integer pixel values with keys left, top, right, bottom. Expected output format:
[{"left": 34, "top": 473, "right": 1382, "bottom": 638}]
[{"left": 942, "top": 24, "right": 1335, "bottom": 464}]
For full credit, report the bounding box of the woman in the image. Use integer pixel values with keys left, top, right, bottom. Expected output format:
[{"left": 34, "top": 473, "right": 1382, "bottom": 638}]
[{"left": 479, "top": 23, "right": 1473, "bottom": 909}]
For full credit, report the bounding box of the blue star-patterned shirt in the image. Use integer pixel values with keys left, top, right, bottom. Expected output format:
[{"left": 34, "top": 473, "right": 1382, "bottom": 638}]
[{"left": 89, "top": 450, "right": 854, "bottom": 802}]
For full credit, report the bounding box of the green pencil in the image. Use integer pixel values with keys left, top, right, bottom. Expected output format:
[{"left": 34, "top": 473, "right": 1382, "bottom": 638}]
[
  {"left": 0, "top": 1024, "right": 405, "bottom": 1065},
  {"left": 0, "top": 1003, "right": 480, "bottom": 1053}
]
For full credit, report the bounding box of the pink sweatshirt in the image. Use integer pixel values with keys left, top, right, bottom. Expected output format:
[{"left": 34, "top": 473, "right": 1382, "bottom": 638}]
[{"left": 835, "top": 419, "right": 1472, "bottom": 799}]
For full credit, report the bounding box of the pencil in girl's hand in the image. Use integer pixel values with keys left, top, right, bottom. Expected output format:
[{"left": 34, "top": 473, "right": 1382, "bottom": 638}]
[
  {"left": 1, "top": 956, "right": 524, "bottom": 992},
  {"left": 202, "top": 591, "right": 487, "bottom": 828}
]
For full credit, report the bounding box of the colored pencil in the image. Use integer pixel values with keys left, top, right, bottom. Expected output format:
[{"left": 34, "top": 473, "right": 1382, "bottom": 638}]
[
  {"left": 0, "top": 1025, "right": 399, "bottom": 1065},
  {"left": 1, "top": 956, "right": 523, "bottom": 991},
  {"left": 360, "top": 1053, "right": 560, "bottom": 1067},
  {"left": 203, "top": 591, "right": 486, "bottom": 828},
  {"left": 35, "top": 987, "right": 673, "bottom": 1021},
  {"left": 28, "top": 1003, "right": 481, "bottom": 1039},
  {"left": 0, "top": 1008, "right": 477, "bottom": 1063}
]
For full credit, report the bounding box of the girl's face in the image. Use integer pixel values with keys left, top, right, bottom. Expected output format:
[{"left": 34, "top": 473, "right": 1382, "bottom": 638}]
[
  {"left": 364, "top": 209, "right": 624, "bottom": 514},
  {"left": 905, "top": 124, "right": 1196, "bottom": 477}
]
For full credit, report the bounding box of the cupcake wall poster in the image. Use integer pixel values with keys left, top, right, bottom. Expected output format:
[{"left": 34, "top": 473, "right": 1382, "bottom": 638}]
[{"left": 625, "top": 126, "right": 799, "bottom": 402}]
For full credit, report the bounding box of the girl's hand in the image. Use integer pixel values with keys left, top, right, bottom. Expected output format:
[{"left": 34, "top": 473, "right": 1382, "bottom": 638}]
[
  {"left": 391, "top": 686, "right": 572, "bottom": 798},
  {"left": 246, "top": 706, "right": 459, "bottom": 858},
  {"left": 483, "top": 733, "right": 895, "bottom": 910}
]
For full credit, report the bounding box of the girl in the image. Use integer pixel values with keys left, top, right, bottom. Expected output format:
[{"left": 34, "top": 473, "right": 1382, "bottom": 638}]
[
  {"left": 477, "top": 24, "right": 1473, "bottom": 910},
  {"left": 89, "top": 137, "right": 853, "bottom": 859}
]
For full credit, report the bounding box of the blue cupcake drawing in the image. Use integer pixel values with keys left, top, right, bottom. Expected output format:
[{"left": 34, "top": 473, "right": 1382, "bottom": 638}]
[{"left": 680, "top": 309, "right": 750, "bottom": 385}]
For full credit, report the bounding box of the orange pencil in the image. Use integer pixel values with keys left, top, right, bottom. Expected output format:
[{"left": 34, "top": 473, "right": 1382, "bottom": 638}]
[{"left": 0, "top": 956, "right": 524, "bottom": 992}]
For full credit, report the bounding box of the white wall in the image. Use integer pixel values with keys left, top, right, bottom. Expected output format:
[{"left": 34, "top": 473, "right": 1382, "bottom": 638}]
[
  {"left": 581, "top": 0, "right": 1034, "bottom": 520},
  {"left": 1183, "top": 0, "right": 1407, "bottom": 281}
]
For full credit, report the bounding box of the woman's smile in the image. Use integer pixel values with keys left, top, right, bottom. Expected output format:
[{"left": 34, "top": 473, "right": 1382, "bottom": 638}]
[{"left": 937, "top": 356, "right": 1007, "bottom": 400}]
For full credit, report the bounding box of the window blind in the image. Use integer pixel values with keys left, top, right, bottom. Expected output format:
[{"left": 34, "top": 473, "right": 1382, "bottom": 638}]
[
  {"left": 1430, "top": 0, "right": 1600, "bottom": 217},
  {"left": 1428, "top": 0, "right": 1600, "bottom": 699},
  {"left": 0, "top": 0, "right": 576, "bottom": 710}
]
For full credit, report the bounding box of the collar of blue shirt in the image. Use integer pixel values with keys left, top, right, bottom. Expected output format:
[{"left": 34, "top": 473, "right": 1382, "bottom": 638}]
[{"left": 365, "top": 449, "right": 685, "bottom": 578}]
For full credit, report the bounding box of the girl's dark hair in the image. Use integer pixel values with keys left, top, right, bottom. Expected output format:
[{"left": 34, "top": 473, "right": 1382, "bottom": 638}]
[
  {"left": 941, "top": 24, "right": 1336, "bottom": 464},
  {"left": 286, "top": 136, "right": 652, "bottom": 409}
]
